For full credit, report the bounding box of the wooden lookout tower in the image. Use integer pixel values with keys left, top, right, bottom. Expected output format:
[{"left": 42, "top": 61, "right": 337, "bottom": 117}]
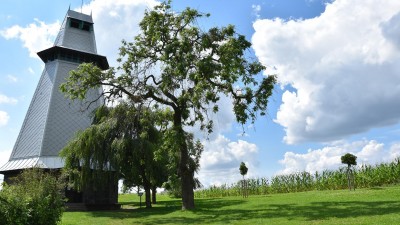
[{"left": 0, "top": 9, "right": 118, "bottom": 209}]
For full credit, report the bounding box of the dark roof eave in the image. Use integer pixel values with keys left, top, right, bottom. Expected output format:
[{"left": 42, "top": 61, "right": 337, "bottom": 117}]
[{"left": 37, "top": 46, "right": 109, "bottom": 70}]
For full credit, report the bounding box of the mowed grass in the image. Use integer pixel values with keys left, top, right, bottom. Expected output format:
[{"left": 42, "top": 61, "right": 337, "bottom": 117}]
[{"left": 61, "top": 185, "right": 400, "bottom": 225}]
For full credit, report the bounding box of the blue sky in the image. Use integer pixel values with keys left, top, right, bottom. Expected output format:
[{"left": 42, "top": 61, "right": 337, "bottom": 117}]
[{"left": 1, "top": 0, "right": 400, "bottom": 186}]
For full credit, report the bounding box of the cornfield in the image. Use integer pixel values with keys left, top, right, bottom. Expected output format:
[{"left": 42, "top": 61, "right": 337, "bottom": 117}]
[{"left": 195, "top": 158, "right": 400, "bottom": 198}]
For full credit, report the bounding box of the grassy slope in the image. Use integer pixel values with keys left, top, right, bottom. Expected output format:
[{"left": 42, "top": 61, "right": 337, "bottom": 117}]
[{"left": 61, "top": 185, "right": 400, "bottom": 225}]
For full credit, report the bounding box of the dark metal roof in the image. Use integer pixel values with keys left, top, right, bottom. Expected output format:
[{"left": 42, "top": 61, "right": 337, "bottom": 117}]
[{"left": 37, "top": 46, "right": 109, "bottom": 70}]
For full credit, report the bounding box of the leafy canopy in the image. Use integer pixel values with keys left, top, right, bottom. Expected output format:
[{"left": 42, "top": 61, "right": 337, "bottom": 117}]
[
  {"left": 341, "top": 153, "right": 357, "bottom": 167},
  {"left": 60, "top": 1, "right": 276, "bottom": 132},
  {"left": 60, "top": 0, "right": 276, "bottom": 210},
  {"left": 60, "top": 103, "right": 163, "bottom": 191},
  {"left": 239, "top": 162, "right": 249, "bottom": 177}
]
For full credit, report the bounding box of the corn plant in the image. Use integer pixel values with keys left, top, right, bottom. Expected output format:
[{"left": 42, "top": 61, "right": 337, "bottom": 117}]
[{"left": 195, "top": 157, "right": 400, "bottom": 198}]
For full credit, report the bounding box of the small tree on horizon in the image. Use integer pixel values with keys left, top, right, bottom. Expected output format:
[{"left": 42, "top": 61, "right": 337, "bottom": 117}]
[
  {"left": 239, "top": 162, "right": 248, "bottom": 198},
  {"left": 341, "top": 153, "right": 357, "bottom": 191}
]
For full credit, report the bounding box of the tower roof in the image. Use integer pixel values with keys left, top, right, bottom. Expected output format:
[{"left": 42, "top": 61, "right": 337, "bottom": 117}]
[
  {"left": 53, "top": 9, "right": 99, "bottom": 54},
  {"left": 37, "top": 46, "right": 109, "bottom": 70},
  {"left": 67, "top": 9, "right": 93, "bottom": 24}
]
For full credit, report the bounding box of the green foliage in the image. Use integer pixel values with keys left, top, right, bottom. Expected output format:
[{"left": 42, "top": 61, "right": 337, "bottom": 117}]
[
  {"left": 61, "top": 102, "right": 166, "bottom": 208},
  {"left": 195, "top": 157, "right": 400, "bottom": 198},
  {"left": 162, "top": 173, "right": 182, "bottom": 198},
  {"left": 162, "top": 132, "right": 204, "bottom": 198},
  {"left": 60, "top": 1, "right": 275, "bottom": 209},
  {"left": 0, "top": 168, "right": 65, "bottom": 225},
  {"left": 341, "top": 153, "right": 357, "bottom": 167},
  {"left": 239, "top": 162, "right": 248, "bottom": 177}
]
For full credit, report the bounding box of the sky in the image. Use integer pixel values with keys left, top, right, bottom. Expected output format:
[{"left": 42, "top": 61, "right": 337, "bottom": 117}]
[{"left": 1, "top": 0, "right": 400, "bottom": 187}]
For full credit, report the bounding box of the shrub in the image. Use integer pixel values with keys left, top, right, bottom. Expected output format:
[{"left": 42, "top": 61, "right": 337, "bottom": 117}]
[{"left": 0, "top": 168, "right": 66, "bottom": 225}]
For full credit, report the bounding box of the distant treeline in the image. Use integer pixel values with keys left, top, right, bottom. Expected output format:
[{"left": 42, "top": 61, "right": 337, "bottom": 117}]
[{"left": 195, "top": 158, "right": 400, "bottom": 198}]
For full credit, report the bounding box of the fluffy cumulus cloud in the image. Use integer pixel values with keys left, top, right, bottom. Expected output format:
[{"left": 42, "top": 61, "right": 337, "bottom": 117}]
[
  {"left": 278, "top": 140, "right": 400, "bottom": 175},
  {"left": 252, "top": 0, "right": 400, "bottom": 144},
  {"left": 0, "top": 19, "right": 60, "bottom": 58},
  {"left": 198, "top": 135, "right": 260, "bottom": 187}
]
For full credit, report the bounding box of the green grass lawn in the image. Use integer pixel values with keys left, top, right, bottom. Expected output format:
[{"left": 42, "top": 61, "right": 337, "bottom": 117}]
[{"left": 61, "top": 185, "right": 400, "bottom": 225}]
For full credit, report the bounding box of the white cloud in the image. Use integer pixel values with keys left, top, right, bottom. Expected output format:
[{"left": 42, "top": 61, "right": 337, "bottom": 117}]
[
  {"left": 278, "top": 140, "right": 400, "bottom": 175},
  {"left": 0, "top": 111, "right": 10, "bottom": 126},
  {"left": 198, "top": 135, "right": 259, "bottom": 187},
  {"left": 252, "top": 0, "right": 400, "bottom": 144},
  {"left": 0, "top": 94, "right": 17, "bottom": 104},
  {"left": 389, "top": 143, "right": 400, "bottom": 160},
  {"left": 0, "top": 18, "right": 60, "bottom": 58},
  {"left": 7, "top": 75, "right": 17, "bottom": 83}
]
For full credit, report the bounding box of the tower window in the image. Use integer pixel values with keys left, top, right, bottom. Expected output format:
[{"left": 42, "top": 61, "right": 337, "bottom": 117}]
[
  {"left": 82, "top": 22, "right": 91, "bottom": 31},
  {"left": 70, "top": 18, "right": 80, "bottom": 29},
  {"left": 69, "top": 18, "right": 92, "bottom": 32}
]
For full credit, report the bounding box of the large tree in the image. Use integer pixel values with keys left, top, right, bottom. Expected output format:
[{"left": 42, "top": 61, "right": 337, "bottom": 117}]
[{"left": 61, "top": 1, "right": 276, "bottom": 209}]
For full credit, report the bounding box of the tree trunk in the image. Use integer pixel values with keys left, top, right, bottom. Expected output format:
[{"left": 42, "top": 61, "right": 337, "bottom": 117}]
[
  {"left": 151, "top": 186, "right": 157, "bottom": 204},
  {"left": 181, "top": 166, "right": 195, "bottom": 210},
  {"left": 347, "top": 166, "right": 351, "bottom": 191},
  {"left": 141, "top": 165, "right": 152, "bottom": 208},
  {"left": 174, "top": 113, "right": 195, "bottom": 210},
  {"left": 179, "top": 132, "right": 195, "bottom": 210},
  {"left": 242, "top": 175, "right": 248, "bottom": 198},
  {"left": 144, "top": 182, "right": 152, "bottom": 208}
]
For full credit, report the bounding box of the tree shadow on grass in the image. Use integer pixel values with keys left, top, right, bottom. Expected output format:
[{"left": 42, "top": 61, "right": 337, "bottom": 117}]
[
  {"left": 85, "top": 198, "right": 400, "bottom": 224},
  {"left": 268, "top": 201, "right": 400, "bottom": 221},
  {"left": 190, "top": 200, "right": 400, "bottom": 224},
  {"left": 87, "top": 198, "right": 246, "bottom": 224}
]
